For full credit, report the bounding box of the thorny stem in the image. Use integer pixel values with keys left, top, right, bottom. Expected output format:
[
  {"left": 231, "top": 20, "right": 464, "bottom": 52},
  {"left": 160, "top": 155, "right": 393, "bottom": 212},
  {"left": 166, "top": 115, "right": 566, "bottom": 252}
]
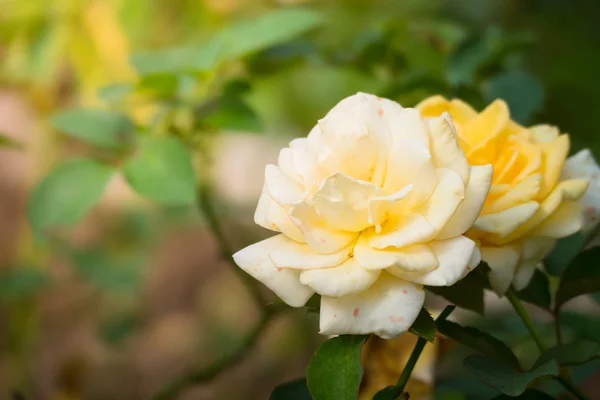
[
  {"left": 394, "top": 306, "right": 455, "bottom": 397},
  {"left": 506, "top": 287, "right": 590, "bottom": 400}
]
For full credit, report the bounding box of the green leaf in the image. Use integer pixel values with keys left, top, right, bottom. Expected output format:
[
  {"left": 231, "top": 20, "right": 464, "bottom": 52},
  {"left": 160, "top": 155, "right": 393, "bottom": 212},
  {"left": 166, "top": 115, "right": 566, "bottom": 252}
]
[
  {"left": 29, "top": 159, "right": 115, "bottom": 234},
  {"left": 491, "top": 389, "right": 555, "bottom": 399},
  {"left": 446, "top": 28, "right": 503, "bottom": 86},
  {"left": 464, "top": 355, "right": 559, "bottom": 396},
  {"left": 482, "top": 71, "right": 545, "bottom": 124},
  {"left": 516, "top": 270, "right": 551, "bottom": 310},
  {"left": 307, "top": 335, "right": 368, "bottom": 400},
  {"left": 534, "top": 341, "right": 600, "bottom": 369},
  {"left": 131, "top": 8, "right": 323, "bottom": 76},
  {"left": 270, "top": 378, "right": 312, "bottom": 400},
  {"left": 0, "top": 134, "right": 23, "bottom": 149},
  {"left": 49, "top": 108, "right": 134, "bottom": 150},
  {"left": 427, "top": 269, "right": 486, "bottom": 314},
  {"left": 123, "top": 136, "right": 196, "bottom": 206},
  {"left": 555, "top": 247, "right": 600, "bottom": 309},
  {"left": 409, "top": 308, "right": 436, "bottom": 343},
  {"left": 545, "top": 233, "right": 585, "bottom": 276},
  {"left": 137, "top": 74, "right": 179, "bottom": 97},
  {"left": 97, "top": 83, "right": 133, "bottom": 103},
  {"left": 372, "top": 386, "right": 403, "bottom": 400},
  {"left": 436, "top": 320, "right": 520, "bottom": 368},
  {"left": 69, "top": 249, "right": 144, "bottom": 291},
  {"left": 204, "top": 97, "right": 262, "bottom": 132},
  {"left": 0, "top": 268, "right": 49, "bottom": 302},
  {"left": 560, "top": 312, "right": 600, "bottom": 341}
]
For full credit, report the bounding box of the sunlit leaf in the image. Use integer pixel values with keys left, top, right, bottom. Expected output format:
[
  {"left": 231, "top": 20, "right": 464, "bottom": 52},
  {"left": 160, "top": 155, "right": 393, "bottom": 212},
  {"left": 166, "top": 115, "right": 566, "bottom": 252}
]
[
  {"left": 123, "top": 136, "right": 196, "bottom": 206},
  {"left": 50, "top": 108, "right": 134, "bottom": 150},
  {"left": 464, "top": 355, "right": 558, "bottom": 396},
  {"left": 29, "top": 159, "right": 115, "bottom": 235},
  {"left": 307, "top": 335, "right": 369, "bottom": 400}
]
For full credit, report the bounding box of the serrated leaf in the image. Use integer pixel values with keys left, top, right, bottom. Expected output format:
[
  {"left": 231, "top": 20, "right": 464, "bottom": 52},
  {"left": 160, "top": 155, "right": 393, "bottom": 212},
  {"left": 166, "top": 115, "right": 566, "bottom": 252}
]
[
  {"left": 29, "top": 159, "right": 115, "bottom": 235},
  {"left": 50, "top": 109, "right": 134, "bottom": 150},
  {"left": 544, "top": 232, "right": 585, "bottom": 276},
  {"left": 555, "top": 247, "right": 600, "bottom": 309},
  {"left": 482, "top": 71, "right": 544, "bottom": 124},
  {"left": 270, "top": 378, "right": 312, "bottom": 400},
  {"left": 464, "top": 355, "right": 558, "bottom": 396},
  {"left": 427, "top": 269, "right": 486, "bottom": 314},
  {"left": 0, "top": 268, "right": 50, "bottom": 302},
  {"left": 516, "top": 269, "right": 551, "bottom": 310},
  {"left": 491, "top": 389, "right": 555, "bottom": 399},
  {"left": 409, "top": 308, "right": 436, "bottom": 343},
  {"left": 436, "top": 319, "right": 520, "bottom": 368},
  {"left": 533, "top": 341, "right": 600, "bottom": 369},
  {"left": 307, "top": 335, "right": 368, "bottom": 400},
  {"left": 204, "top": 97, "right": 262, "bottom": 132},
  {"left": 123, "top": 136, "right": 196, "bottom": 206}
]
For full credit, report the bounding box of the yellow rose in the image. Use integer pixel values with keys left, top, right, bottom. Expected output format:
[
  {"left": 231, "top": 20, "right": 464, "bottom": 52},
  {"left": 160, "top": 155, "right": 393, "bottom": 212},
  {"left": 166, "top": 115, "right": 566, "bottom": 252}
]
[
  {"left": 418, "top": 96, "right": 588, "bottom": 295},
  {"left": 234, "top": 93, "right": 492, "bottom": 338}
]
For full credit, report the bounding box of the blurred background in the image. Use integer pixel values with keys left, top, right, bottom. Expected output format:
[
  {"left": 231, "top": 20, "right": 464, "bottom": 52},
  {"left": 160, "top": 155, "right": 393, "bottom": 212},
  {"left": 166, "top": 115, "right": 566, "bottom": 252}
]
[{"left": 1, "top": 0, "right": 600, "bottom": 399}]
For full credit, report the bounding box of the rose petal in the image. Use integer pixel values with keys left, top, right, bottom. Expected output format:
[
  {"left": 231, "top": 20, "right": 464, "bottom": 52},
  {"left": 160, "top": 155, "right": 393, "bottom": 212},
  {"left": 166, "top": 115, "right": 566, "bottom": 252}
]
[
  {"left": 481, "top": 246, "right": 520, "bottom": 296},
  {"left": 369, "top": 214, "right": 436, "bottom": 249},
  {"left": 254, "top": 188, "right": 305, "bottom": 242},
  {"left": 388, "top": 108, "right": 430, "bottom": 148},
  {"left": 232, "top": 235, "right": 314, "bottom": 307},
  {"left": 419, "top": 168, "right": 465, "bottom": 232},
  {"left": 368, "top": 184, "right": 413, "bottom": 231},
  {"left": 483, "top": 174, "right": 542, "bottom": 214},
  {"left": 512, "top": 261, "right": 538, "bottom": 291},
  {"left": 437, "top": 165, "right": 493, "bottom": 240},
  {"left": 270, "top": 236, "right": 351, "bottom": 270},
  {"left": 417, "top": 95, "right": 478, "bottom": 126},
  {"left": 537, "top": 134, "right": 569, "bottom": 199},
  {"left": 386, "top": 236, "right": 477, "bottom": 286},
  {"left": 562, "top": 149, "right": 600, "bottom": 232},
  {"left": 475, "top": 201, "right": 540, "bottom": 237},
  {"left": 264, "top": 164, "right": 305, "bottom": 205},
  {"left": 319, "top": 273, "right": 425, "bottom": 339},
  {"left": 383, "top": 138, "right": 437, "bottom": 207},
  {"left": 531, "top": 201, "right": 583, "bottom": 238},
  {"left": 312, "top": 173, "right": 384, "bottom": 232},
  {"left": 299, "top": 258, "right": 380, "bottom": 297},
  {"left": 425, "top": 112, "right": 469, "bottom": 183},
  {"left": 289, "top": 202, "right": 358, "bottom": 254},
  {"left": 354, "top": 233, "right": 438, "bottom": 272}
]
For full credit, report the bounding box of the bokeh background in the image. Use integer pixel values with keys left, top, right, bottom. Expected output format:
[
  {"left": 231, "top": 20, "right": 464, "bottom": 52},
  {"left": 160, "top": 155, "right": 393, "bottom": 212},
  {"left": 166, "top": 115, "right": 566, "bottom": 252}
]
[{"left": 1, "top": 0, "right": 600, "bottom": 399}]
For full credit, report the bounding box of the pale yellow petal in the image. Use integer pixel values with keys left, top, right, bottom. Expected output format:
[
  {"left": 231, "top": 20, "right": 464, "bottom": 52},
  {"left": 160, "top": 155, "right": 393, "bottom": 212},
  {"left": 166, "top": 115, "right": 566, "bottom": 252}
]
[
  {"left": 483, "top": 174, "right": 542, "bottom": 214},
  {"left": 425, "top": 112, "right": 469, "bottom": 183},
  {"left": 269, "top": 237, "right": 351, "bottom": 270},
  {"left": 531, "top": 201, "right": 583, "bottom": 238},
  {"left": 369, "top": 214, "right": 436, "bottom": 249},
  {"left": 354, "top": 233, "right": 438, "bottom": 272},
  {"left": 254, "top": 189, "right": 305, "bottom": 242},
  {"left": 368, "top": 185, "right": 413, "bottom": 232},
  {"left": 299, "top": 258, "right": 380, "bottom": 297},
  {"left": 481, "top": 246, "right": 520, "bottom": 296},
  {"left": 537, "top": 134, "right": 570, "bottom": 199},
  {"left": 475, "top": 201, "right": 539, "bottom": 237},
  {"left": 418, "top": 168, "right": 465, "bottom": 232}
]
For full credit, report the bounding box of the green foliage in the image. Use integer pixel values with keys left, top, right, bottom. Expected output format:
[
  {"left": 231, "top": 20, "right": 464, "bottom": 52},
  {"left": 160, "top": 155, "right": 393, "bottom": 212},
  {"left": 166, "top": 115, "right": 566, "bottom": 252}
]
[
  {"left": 69, "top": 249, "right": 145, "bottom": 291},
  {"left": 131, "top": 8, "right": 324, "bottom": 76},
  {"left": 50, "top": 109, "right": 134, "bottom": 150},
  {"left": 427, "top": 269, "right": 486, "bottom": 314},
  {"left": 307, "top": 335, "right": 368, "bottom": 400},
  {"left": 409, "top": 308, "right": 436, "bottom": 343},
  {"left": 436, "top": 319, "right": 520, "bottom": 368},
  {"left": 29, "top": 159, "right": 115, "bottom": 235},
  {"left": 491, "top": 389, "right": 555, "bottom": 399},
  {"left": 534, "top": 341, "right": 600, "bottom": 369},
  {"left": 204, "top": 96, "right": 262, "bottom": 132},
  {"left": 544, "top": 233, "right": 585, "bottom": 276},
  {"left": 464, "top": 355, "right": 558, "bottom": 396},
  {"left": 0, "top": 268, "right": 49, "bottom": 302},
  {"left": 270, "top": 378, "right": 312, "bottom": 400},
  {"left": 482, "top": 71, "right": 545, "bottom": 124},
  {"left": 555, "top": 247, "right": 600, "bottom": 309},
  {"left": 97, "top": 83, "right": 133, "bottom": 104},
  {"left": 372, "top": 386, "right": 404, "bottom": 400},
  {"left": 123, "top": 136, "right": 196, "bottom": 206},
  {"left": 516, "top": 270, "right": 551, "bottom": 311},
  {"left": 0, "top": 133, "right": 23, "bottom": 149}
]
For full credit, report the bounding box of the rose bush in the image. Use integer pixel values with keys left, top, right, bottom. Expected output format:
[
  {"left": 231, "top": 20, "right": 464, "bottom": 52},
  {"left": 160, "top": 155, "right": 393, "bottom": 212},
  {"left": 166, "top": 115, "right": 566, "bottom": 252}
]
[
  {"left": 234, "top": 93, "right": 492, "bottom": 338},
  {"left": 418, "top": 96, "right": 589, "bottom": 295}
]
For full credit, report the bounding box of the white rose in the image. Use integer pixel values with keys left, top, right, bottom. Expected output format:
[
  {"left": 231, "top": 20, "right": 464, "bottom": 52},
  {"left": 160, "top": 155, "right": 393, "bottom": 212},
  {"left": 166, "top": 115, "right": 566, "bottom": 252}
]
[
  {"left": 562, "top": 149, "right": 600, "bottom": 232},
  {"left": 233, "top": 93, "right": 493, "bottom": 338}
]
